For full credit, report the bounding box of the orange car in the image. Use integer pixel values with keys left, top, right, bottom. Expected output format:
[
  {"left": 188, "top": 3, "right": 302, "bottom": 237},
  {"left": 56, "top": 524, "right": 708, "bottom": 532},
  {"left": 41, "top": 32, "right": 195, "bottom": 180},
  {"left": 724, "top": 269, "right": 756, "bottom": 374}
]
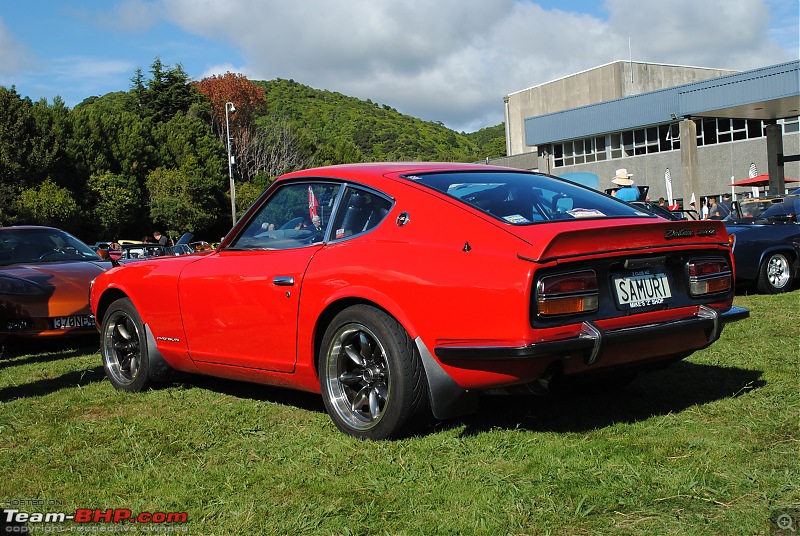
[{"left": 0, "top": 226, "right": 111, "bottom": 343}]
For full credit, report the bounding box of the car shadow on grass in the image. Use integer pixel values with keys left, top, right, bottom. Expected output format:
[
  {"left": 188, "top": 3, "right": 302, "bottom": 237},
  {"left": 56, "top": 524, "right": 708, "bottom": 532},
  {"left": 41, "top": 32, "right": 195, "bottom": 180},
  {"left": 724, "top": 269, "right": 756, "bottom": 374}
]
[
  {"left": 0, "top": 336, "right": 99, "bottom": 370},
  {"left": 162, "top": 360, "right": 764, "bottom": 439},
  {"left": 453, "top": 361, "right": 765, "bottom": 437},
  {"left": 186, "top": 375, "right": 327, "bottom": 415},
  {"left": 0, "top": 365, "right": 106, "bottom": 403}
]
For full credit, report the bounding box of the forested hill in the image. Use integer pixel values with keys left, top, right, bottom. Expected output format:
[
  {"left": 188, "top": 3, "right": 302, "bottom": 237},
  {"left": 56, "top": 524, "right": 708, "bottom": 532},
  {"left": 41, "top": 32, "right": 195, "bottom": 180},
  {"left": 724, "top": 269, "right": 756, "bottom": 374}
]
[
  {"left": 0, "top": 61, "right": 506, "bottom": 243},
  {"left": 255, "top": 79, "right": 505, "bottom": 164}
]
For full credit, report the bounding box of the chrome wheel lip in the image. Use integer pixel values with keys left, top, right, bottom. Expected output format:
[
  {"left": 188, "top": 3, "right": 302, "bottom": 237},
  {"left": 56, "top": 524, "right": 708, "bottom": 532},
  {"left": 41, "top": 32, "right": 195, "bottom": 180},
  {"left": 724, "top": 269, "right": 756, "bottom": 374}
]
[
  {"left": 767, "top": 255, "right": 790, "bottom": 289},
  {"left": 326, "top": 323, "right": 391, "bottom": 431},
  {"left": 102, "top": 311, "right": 142, "bottom": 386}
]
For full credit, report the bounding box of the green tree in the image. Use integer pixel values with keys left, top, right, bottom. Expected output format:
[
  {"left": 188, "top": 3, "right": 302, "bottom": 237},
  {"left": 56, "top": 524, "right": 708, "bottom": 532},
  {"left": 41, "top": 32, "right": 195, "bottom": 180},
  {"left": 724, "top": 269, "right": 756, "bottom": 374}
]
[
  {"left": 0, "top": 86, "right": 39, "bottom": 190},
  {"left": 14, "top": 179, "right": 80, "bottom": 231},
  {"left": 233, "top": 172, "right": 274, "bottom": 217},
  {"left": 151, "top": 113, "right": 225, "bottom": 181},
  {"left": 129, "top": 58, "right": 201, "bottom": 124},
  {"left": 87, "top": 171, "right": 142, "bottom": 239},
  {"left": 146, "top": 157, "right": 221, "bottom": 235}
]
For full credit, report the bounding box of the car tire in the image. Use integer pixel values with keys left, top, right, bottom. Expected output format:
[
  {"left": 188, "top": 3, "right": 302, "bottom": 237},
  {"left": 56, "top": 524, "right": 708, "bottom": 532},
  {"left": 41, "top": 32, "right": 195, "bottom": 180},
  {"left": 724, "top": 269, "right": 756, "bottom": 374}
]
[
  {"left": 319, "top": 305, "right": 430, "bottom": 440},
  {"left": 100, "top": 298, "right": 159, "bottom": 392},
  {"left": 756, "top": 252, "right": 794, "bottom": 294}
]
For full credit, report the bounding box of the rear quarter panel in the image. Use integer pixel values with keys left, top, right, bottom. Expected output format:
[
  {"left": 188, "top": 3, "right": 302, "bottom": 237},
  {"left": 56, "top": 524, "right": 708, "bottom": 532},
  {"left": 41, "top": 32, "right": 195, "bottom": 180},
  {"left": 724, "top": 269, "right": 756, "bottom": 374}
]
[{"left": 297, "top": 180, "right": 543, "bottom": 387}]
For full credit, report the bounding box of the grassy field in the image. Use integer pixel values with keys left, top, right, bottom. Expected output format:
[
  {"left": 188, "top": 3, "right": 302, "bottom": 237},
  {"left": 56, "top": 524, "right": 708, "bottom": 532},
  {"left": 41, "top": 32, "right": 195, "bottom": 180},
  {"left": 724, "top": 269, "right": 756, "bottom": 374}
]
[{"left": 1, "top": 292, "right": 798, "bottom": 535}]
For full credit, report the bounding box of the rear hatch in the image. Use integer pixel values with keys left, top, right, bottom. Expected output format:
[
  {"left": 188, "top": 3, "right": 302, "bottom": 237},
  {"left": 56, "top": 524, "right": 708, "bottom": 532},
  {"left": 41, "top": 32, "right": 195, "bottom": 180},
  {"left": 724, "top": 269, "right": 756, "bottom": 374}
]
[{"left": 510, "top": 218, "right": 734, "bottom": 328}]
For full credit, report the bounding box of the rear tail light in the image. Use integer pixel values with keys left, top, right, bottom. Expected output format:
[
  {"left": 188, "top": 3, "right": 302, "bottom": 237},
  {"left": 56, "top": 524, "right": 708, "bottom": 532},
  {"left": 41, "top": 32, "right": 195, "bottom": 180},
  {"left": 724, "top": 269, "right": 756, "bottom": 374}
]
[
  {"left": 537, "top": 270, "right": 599, "bottom": 316},
  {"left": 687, "top": 258, "right": 732, "bottom": 296}
]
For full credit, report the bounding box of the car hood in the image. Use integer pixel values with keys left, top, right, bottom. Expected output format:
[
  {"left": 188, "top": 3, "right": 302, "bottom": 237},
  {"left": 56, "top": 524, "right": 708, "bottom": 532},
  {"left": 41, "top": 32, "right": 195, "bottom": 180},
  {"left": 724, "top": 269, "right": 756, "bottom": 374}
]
[
  {"left": 512, "top": 218, "right": 728, "bottom": 262},
  {"left": 1, "top": 261, "right": 110, "bottom": 290}
]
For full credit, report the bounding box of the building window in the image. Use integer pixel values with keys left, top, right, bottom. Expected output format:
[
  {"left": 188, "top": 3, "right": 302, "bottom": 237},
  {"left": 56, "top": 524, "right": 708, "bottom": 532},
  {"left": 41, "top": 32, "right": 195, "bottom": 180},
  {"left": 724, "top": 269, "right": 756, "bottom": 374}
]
[
  {"left": 547, "top": 116, "right": 773, "bottom": 169},
  {"left": 732, "top": 119, "right": 747, "bottom": 141},
  {"left": 622, "top": 131, "right": 634, "bottom": 157},
  {"left": 784, "top": 116, "right": 799, "bottom": 134},
  {"left": 610, "top": 133, "right": 622, "bottom": 159},
  {"left": 703, "top": 118, "right": 718, "bottom": 145},
  {"left": 747, "top": 119, "right": 763, "bottom": 138},
  {"left": 595, "top": 136, "right": 607, "bottom": 161}
]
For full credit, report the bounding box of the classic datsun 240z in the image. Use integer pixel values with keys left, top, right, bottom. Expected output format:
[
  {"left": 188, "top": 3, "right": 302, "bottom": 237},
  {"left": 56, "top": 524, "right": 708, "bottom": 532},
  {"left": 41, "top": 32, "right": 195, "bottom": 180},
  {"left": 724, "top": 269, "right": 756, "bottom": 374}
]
[{"left": 90, "top": 163, "right": 748, "bottom": 439}]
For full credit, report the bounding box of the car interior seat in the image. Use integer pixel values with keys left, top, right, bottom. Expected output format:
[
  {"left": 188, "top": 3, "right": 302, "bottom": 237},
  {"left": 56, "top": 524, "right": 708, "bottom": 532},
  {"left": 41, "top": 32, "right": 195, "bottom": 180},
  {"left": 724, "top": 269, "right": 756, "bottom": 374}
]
[{"left": 341, "top": 194, "right": 371, "bottom": 235}]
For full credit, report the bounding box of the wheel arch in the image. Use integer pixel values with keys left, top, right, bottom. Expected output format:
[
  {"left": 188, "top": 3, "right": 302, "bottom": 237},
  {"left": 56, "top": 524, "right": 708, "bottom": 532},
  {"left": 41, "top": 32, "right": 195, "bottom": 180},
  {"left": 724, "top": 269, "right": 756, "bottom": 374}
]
[
  {"left": 758, "top": 244, "right": 797, "bottom": 266},
  {"left": 757, "top": 245, "right": 798, "bottom": 278},
  {"left": 96, "top": 289, "right": 173, "bottom": 382},
  {"left": 311, "top": 296, "right": 476, "bottom": 421},
  {"left": 95, "top": 288, "right": 129, "bottom": 328},
  {"left": 312, "top": 297, "right": 393, "bottom": 379}
]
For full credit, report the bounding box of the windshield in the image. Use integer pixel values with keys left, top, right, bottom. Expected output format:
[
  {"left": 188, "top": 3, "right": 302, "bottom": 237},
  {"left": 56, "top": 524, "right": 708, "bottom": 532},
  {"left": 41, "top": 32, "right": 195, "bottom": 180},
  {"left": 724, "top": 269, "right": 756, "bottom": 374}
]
[
  {"left": 738, "top": 199, "right": 777, "bottom": 219},
  {"left": 405, "top": 170, "right": 651, "bottom": 224},
  {"left": 758, "top": 197, "right": 800, "bottom": 220},
  {"left": 0, "top": 227, "right": 101, "bottom": 266}
]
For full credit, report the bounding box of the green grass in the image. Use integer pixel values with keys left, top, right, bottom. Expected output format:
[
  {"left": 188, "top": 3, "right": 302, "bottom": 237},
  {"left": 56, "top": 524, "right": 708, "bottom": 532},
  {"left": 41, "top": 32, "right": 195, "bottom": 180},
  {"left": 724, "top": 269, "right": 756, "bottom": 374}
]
[{"left": 1, "top": 292, "right": 798, "bottom": 535}]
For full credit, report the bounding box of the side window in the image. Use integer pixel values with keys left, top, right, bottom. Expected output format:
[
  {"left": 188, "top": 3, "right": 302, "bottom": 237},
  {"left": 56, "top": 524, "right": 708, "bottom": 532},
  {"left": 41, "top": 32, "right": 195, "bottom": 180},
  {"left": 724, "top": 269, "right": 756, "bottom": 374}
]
[
  {"left": 234, "top": 182, "right": 341, "bottom": 250},
  {"left": 331, "top": 188, "right": 392, "bottom": 240}
]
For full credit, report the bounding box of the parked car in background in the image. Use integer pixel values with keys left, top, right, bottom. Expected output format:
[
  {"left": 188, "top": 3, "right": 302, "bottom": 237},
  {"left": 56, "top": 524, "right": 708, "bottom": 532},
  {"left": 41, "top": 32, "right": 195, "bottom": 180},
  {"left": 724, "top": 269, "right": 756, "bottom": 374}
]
[
  {"left": 631, "top": 201, "right": 699, "bottom": 221},
  {"left": 0, "top": 226, "right": 111, "bottom": 343},
  {"left": 734, "top": 195, "right": 793, "bottom": 220},
  {"left": 92, "top": 242, "right": 123, "bottom": 261},
  {"left": 725, "top": 194, "right": 800, "bottom": 293},
  {"left": 90, "top": 163, "right": 748, "bottom": 439},
  {"left": 117, "top": 233, "right": 194, "bottom": 263},
  {"left": 188, "top": 241, "right": 214, "bottom": 252}
]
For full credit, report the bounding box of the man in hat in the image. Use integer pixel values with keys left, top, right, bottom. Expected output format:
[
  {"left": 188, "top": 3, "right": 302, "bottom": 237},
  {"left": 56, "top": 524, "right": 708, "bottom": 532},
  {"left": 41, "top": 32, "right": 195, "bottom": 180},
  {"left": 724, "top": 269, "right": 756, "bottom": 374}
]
[{"left": 612, "top": 169, "right": 638, "bottom": 202}]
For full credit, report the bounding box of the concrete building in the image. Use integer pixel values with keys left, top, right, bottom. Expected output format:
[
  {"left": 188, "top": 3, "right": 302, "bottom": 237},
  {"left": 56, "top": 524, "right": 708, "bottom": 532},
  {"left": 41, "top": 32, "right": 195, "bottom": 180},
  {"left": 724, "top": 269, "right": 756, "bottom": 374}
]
[{"left": 498, "top": 60, "right": 800, "bottom": 206}]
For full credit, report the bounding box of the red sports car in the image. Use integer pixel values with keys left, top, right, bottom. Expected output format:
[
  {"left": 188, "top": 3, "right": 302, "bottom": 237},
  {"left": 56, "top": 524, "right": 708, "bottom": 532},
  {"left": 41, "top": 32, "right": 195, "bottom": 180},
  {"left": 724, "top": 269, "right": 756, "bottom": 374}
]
[
  {"left": 89, "top": 163, "right": 749, "bottom": 439},
  {"left": 1, "top": 226, "right": 110, "bottom": 343}
]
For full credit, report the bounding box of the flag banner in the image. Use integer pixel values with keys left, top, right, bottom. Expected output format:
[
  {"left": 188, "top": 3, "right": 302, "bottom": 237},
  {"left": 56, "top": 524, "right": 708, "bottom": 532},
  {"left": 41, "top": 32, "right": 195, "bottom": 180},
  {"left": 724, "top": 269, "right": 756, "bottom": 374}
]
[{"left": 308, "top": 186, "right": 319, "bottom": 220}]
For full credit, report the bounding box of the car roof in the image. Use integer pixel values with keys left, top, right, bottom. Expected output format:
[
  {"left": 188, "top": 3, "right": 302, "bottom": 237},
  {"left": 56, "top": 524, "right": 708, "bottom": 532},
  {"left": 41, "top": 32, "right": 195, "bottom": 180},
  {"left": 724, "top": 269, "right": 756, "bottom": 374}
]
[
  {"left": 283, "top": 162, "right": 510, "bottom": 175},
  {"left": 1, "top": 225, "right": 62, "bottom": 231},
  {"left": 280, "top": 162, "right": 525, "bottom": 185}
]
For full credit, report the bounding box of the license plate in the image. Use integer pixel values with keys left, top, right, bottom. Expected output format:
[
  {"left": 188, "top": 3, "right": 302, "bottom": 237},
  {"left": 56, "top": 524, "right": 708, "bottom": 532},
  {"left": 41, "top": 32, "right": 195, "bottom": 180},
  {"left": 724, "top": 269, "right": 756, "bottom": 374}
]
[
  {"left": 53, "top": 315, "right": 94, "bottom": 329},
  {"left": 613, "top": 270, "right": 672, "bottom": 309}
]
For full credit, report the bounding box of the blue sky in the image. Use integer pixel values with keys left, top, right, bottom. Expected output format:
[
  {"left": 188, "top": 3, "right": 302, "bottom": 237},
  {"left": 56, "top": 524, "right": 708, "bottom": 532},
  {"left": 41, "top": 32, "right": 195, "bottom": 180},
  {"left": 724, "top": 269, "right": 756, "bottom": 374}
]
[{"left": 1, "top": 0, "right": 797, "bottom": 132}]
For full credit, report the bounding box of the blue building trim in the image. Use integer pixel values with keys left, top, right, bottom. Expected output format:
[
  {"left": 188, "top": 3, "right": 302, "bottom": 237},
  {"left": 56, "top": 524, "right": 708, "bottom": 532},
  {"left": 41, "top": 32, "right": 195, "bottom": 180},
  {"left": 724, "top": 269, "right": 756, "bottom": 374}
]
[{"left": 524, "top": 60, "right": 800, "bottom": 146}]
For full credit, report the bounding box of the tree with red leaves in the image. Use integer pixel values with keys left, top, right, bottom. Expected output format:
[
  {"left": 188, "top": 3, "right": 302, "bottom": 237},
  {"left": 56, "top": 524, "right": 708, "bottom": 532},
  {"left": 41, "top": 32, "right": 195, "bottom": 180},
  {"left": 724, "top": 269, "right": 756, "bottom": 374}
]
[
  {"left": 194, "top": 73, "right": 307, "bottom": 190},
  {"left": 194, "top": 73, "right": 265, "bottom": 144}
]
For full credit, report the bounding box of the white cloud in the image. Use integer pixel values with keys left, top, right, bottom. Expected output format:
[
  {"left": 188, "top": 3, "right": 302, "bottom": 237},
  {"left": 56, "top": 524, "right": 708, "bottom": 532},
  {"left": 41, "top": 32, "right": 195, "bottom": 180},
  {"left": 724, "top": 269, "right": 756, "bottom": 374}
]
[
  {"left": 50, "top": 57, "right": 135, "bottom": 82},
  {"left": 0, "top": 19, "right": 35, "bottom": 76},
  {"left": 162, "top": 0, "right": 793, "bottom": 131},
  {"left": 91, "top": 0, "right": 165, "bottom": 32}
]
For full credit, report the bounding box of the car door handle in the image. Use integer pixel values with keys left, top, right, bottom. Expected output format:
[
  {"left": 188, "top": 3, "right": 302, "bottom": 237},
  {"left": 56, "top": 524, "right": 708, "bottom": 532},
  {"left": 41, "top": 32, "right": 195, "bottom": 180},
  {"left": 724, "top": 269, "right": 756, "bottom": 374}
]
[{"left": 273, "top": 276, "right": 295, "bottom": 286}]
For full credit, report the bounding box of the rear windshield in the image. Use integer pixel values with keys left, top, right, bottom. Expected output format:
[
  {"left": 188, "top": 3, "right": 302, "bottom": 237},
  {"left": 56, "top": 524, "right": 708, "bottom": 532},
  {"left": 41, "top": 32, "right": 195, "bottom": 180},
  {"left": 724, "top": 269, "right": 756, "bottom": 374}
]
[
  {"left": 759, "top": 196, "right": 800, "bottom": 220},
  {"left": 405, "top": 170, "right": 650, "bottom": 224}
]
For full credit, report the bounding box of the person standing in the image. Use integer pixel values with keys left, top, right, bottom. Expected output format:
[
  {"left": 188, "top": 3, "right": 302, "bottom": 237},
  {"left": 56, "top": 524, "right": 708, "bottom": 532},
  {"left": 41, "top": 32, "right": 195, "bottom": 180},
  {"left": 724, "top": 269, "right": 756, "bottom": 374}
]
[
  {"left": 611, "top": 169, "right": 638, "bottom": 202},
  {"left": 153, "top": 231, "right": 168, "bottom": 246},
  {"left": 700, "top": 198, "right": 710, "bottom": 219},
  {"left": 719, "top": 193, "right": 733, "bottom": 217},
  {"left": 708, "top": 197, "right": 724, "bottom": 219}
]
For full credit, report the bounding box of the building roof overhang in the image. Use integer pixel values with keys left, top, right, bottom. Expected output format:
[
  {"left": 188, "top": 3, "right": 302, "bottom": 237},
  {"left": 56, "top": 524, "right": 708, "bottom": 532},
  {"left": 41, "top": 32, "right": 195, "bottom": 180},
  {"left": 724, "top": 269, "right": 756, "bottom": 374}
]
[{"left": 524, "top": 60, "right": 799, "bottom": 146}]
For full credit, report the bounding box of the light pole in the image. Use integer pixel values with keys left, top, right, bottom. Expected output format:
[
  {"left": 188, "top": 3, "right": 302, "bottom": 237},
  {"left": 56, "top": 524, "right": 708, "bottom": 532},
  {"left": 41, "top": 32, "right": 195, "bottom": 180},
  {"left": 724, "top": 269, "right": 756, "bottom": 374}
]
[{"left": 225, "top": 101, "right": 237, "bottom": 226}]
